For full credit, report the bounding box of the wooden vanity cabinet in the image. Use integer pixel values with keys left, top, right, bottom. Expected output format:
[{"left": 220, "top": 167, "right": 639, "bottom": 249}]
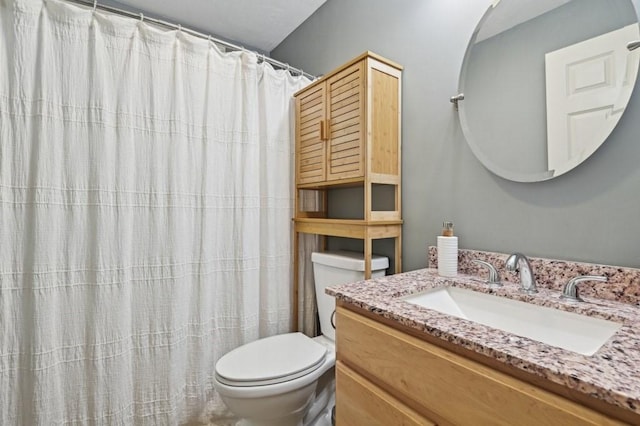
[{"left": 335, "top": 305, "right": 628, "bottom": 426}]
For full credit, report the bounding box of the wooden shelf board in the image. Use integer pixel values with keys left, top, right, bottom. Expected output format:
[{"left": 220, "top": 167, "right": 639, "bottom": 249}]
[
  {"left": 296, "top": 175, "right": 400, "bottom": 190},
  {"left": 294, "top": 218, "right": 402, "bottom": 239}
]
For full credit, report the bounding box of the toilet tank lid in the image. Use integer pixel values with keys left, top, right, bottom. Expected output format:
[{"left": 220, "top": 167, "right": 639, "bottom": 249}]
[{"left": 311, "top": 250, "right": 389, "bottom": 272}]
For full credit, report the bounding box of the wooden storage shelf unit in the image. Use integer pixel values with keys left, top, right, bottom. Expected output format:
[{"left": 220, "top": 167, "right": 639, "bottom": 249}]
[{"left": 292, "top": 52, "right": 403, "bottom": 330}]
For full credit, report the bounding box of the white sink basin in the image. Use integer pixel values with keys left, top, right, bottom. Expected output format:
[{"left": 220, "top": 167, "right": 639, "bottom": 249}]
[{"left": 402, "top": 286, "right": 622, "bottom": 356}]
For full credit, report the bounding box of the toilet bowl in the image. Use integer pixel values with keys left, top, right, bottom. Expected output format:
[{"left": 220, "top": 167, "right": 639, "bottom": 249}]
[
  {"left": 213, "top": 250, "right": 388, "bottom": 426},
  {"left": 213, "top": 334, "right": 335, "bottom": 426}
]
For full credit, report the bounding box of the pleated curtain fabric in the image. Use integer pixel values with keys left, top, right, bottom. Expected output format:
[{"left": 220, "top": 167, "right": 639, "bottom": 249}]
[{"left": 0, "top": 0, "right": 310, "bottom": 423}]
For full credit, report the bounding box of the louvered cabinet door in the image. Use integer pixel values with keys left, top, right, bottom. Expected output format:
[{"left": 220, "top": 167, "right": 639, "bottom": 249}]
[
  {"left": 296, "top": 83, "right": 327, "bottom": 185},
  {"left": 326, "top": 61, "right": 365, "bottom": 182}
]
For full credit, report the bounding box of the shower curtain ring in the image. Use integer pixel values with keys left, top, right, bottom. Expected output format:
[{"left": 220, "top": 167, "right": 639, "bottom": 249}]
[
  {"left": 139, "top": 13, "right": 144, "bottom": 22},
  {"left": 92, "top": 0, "right": 97, "bottom": 12}
]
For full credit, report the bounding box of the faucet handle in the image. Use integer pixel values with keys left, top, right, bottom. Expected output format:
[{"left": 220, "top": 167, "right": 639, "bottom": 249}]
[
  {"left": 472, "top": 260, "right": 502, "bottom": 288},
  {"left": 560, "top": 275, "right": 608, "bottom": 303}
]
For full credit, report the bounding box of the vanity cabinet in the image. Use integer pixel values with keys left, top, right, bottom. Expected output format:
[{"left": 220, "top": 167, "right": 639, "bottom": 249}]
[
  {"left": 335, "top": 305, "right": 626, "bottom": 426},
  {"left": 293, "top": 52, "right": 403, "bottom": 330}
]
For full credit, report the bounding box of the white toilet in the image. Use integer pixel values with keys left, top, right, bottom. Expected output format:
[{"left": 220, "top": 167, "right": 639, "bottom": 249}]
[{"left": 213, "top": 250, "right": 389, "bottom": 426}]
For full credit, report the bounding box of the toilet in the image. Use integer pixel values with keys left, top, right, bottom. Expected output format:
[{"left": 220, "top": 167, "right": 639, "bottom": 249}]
[{"left": 213, "top": 250, "right": 389, "bottom": 426}]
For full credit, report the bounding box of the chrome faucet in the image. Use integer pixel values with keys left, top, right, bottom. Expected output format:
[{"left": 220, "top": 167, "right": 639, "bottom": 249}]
[
  {"left": 505, "top": 253, "right": 538, "bottom": 294},
  {"left": 560, "top": 275, "right": 607, "bottom": 303}
]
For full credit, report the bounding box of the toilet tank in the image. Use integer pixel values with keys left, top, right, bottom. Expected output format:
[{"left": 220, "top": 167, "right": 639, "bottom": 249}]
[{"left": 311, "top": 250, "right": 389, "bottom": 342}]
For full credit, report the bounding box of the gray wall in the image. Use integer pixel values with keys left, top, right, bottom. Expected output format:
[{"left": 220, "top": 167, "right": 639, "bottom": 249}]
[{"left": 272, "top": 0, "right": 640, "bottom": 271}]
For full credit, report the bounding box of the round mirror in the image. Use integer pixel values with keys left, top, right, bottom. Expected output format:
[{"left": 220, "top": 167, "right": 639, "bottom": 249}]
[{"left": 459, "top": 0, "right": 640, "bottom": 182}]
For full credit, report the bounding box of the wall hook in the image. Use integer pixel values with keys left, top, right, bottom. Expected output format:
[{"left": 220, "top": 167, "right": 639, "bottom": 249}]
[{"left": 450, "top": 93, "right": 465, "bottom": 110}]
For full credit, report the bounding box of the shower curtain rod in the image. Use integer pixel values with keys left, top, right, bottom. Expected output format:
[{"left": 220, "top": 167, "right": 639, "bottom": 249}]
[{"left": 63, "top": 0, "right": 316, "bottom": 80}]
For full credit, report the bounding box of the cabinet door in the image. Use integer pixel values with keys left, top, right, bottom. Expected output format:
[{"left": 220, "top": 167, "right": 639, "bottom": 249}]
[
  {"left": 326, "top": 61, "right": 365, "bottom": 182},
  {"left": 336, "top": 361, "right": 435, "bottom": 426},
  {"left": 296, "top": 83, "right": 327, "bottom": 185}
]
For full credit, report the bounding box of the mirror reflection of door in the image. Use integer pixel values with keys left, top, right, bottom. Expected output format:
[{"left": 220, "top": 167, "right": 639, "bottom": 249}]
[
  {"left": 458, "top": 0, "right": 640, "bottom": 182},
  {"left": 545, "top": 24, "right": 640, "bottom": 175}
]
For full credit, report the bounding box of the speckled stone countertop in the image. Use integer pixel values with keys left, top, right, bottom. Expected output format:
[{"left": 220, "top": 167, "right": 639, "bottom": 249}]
[
  {"left": 429, "top": 247, "right": 640, "bottom": 305},
  {"left": 327, "top": 268, "right": 640, "bottom": 417}
]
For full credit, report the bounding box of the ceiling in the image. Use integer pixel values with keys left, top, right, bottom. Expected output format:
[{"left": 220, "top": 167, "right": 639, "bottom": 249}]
[{"left": 111, "top": 0, "right": 326, "bottom": 53}]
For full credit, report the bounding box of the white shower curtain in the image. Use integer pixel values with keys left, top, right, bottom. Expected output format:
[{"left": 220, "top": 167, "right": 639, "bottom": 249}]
[{"left": 0, "top": 0, "right": 310, "bottom": 424}]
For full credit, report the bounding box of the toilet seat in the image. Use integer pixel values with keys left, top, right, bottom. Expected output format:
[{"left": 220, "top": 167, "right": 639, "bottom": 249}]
[{"left": 215, "top": 332, "right": 328, "bottom": 387}]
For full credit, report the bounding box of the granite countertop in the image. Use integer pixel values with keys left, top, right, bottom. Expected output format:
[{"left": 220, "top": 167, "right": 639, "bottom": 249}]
[{"left": 327, "top": 268, "right": 640, "bottom": 416}]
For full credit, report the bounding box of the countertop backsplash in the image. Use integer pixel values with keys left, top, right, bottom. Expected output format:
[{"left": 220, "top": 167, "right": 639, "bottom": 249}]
[{"left": 428, "top": 247, "right": 640, "bottom": 306}]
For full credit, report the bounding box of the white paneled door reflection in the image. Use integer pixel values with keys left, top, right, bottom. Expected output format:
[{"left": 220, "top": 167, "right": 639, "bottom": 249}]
[{"left": 545, "top": 23, "right": 639, "bottom": 175}]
